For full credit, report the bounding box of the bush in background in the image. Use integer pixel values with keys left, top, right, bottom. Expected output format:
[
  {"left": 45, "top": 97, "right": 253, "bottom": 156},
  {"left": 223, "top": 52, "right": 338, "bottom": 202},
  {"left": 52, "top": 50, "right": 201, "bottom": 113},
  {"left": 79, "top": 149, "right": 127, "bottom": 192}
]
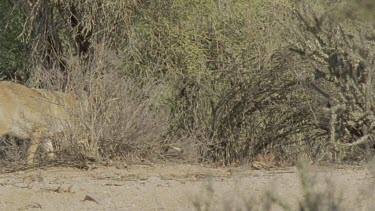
[{"left": 0, "top": 0, "right": 373, "bottom": 165}]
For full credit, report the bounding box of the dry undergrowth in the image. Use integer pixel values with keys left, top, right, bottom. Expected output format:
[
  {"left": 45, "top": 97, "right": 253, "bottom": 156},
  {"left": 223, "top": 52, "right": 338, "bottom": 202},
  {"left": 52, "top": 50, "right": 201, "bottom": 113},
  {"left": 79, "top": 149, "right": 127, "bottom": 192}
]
[{"left": 0, "top": 46, "right": 170, "bottom": 167}]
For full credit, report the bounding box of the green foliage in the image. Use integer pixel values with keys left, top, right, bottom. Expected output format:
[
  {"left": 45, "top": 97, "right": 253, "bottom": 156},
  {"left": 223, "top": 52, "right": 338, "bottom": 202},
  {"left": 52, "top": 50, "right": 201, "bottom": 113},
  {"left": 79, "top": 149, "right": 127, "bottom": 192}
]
[
  {"left": 0, "top": 0, "right": 29, "bottom": 81},
  {"left": 2, "top": 0, "right": 374, "bottom": 164},
  {"left": 120, "top": 0, "right": 309, "bottom": 163}
]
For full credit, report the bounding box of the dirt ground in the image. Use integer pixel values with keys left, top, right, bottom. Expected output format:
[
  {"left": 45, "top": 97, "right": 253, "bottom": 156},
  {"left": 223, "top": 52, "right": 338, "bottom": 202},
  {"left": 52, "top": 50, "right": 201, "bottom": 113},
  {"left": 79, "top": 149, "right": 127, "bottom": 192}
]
[{"left": 0, "top": 163, "right": 373, "bottom": 211}]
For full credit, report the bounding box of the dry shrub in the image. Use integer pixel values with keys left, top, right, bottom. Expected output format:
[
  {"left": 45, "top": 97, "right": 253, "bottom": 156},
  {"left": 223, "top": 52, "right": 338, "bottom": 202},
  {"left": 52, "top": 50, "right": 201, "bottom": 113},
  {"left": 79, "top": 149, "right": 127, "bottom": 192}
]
[
  {"left": 145, "top": 0, "right": 305, "bottom": 164},
  {"left": 27, "top": 45, "right": 169, "bottom": 164},
  {"left": 285, "top": 0, "right": 375, "bottom": 162},
  {"left": 0, "top": 137, "right": 27, "bottom": 163},
  {"left": 6, "top": 0, "right": 372, "bottom": 165}
]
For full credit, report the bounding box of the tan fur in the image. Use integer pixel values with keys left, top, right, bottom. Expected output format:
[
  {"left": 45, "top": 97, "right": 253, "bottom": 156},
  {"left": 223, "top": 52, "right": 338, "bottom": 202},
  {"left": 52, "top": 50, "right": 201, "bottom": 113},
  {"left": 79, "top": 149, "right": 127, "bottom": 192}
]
[{"left": 0, "top": 81, "right": 78, "bottom": 164}]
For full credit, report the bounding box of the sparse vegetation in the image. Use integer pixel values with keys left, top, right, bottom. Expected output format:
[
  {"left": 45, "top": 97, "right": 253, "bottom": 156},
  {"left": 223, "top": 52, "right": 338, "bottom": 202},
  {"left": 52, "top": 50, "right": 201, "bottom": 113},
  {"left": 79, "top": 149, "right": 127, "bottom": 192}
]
[
  {"left": 0, "top": 0, "right": 374, "bottom": 166},
  {"left": 190, "top": 162, "right": 375, "bottom": 211},
  {"left": 1, "top": 2, "right": 374, "bottom": 210}
]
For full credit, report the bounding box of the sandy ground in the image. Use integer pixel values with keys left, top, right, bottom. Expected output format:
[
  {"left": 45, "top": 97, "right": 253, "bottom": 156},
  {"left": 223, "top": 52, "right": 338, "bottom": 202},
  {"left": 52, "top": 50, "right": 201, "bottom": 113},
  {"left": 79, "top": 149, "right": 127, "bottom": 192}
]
[{"left": 0, "top": 163, "right": 373, "bottom": 211}]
